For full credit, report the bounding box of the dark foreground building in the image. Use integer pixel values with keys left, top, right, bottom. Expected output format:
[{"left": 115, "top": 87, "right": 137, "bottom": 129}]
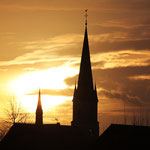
[
  {"left": 0, "top": 123, "right": 92, "bottom": 150},
  {"left": 1, "top": 123, "right": 150, "bottom": 150},
  {"left": 94, "top": 124, "right": 150, "bottom": 150}
]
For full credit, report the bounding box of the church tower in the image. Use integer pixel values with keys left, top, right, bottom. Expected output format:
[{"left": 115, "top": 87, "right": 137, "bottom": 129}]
[
  {"left": 36, "top": 89, "right": 43, "bottom": 125},
  {"left": 71, "top": 10, "right": 99, "bottom": 136}
]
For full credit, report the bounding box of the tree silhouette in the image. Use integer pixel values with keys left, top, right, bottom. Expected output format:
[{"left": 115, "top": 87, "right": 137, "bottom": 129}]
[
  {"left": 0, "top": 95, "right": 29, "bottom": 141},
  {"left": 4, "top": 95, "right": 29, "bottom": 124}
]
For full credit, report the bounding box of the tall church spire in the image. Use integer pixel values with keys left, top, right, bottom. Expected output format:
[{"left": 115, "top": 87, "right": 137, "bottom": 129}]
[
  {"left": 77, "top": 9, "right": 93, "bottom": 91},
  {"left": 36, "top": 89, "right": 43, "bottom": 125},
  {"left": 72, "top": 10, "right": 99, "bottom": 137}
]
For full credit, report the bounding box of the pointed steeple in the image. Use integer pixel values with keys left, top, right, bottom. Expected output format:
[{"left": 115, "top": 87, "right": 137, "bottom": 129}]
[
  {"left": 73, "top": 81, "right": 77, "bottom": 97},
  {"left": 77, "top": 10, "right": 93, "bottom": 91},
  {"left": 37, "top": 89, "right": 42, "bottom": 110},
  {"left": 94, "top": 83, "right": 98, "bottom": 99},
  {"left": 36, "top": 89, "right": 43, "bottom": 125},
  {"left": 75, "top": 80, "right": 77, "bottom": 90},
  {"left": 72, "top": 10, "right": 99, "bottom": 137}
]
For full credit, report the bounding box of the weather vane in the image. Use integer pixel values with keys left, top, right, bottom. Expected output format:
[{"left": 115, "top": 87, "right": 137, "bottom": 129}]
[{"left": 85, "top": 9, "right": 88, "bottom": 26}]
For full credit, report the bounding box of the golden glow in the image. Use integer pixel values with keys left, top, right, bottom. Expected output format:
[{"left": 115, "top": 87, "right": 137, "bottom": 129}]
[
  {"left": 20, "top": 95, "right": 72, "bottom": 112},
  {"left": 9, "top": 65, "right": 78, "bottom": 112}
]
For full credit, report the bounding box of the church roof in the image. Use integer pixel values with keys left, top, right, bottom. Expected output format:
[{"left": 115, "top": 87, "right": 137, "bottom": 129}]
[
  {"left": 95, "top": 124, "right": 150, "bottom": 150},
  {"left": 0, "top": 123, "right": 92, "bottom": 150}
]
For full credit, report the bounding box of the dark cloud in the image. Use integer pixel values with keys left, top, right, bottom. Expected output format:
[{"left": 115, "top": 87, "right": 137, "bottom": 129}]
[
  {"left": 91, "top": 39, "right": 150, "bottom": 54},
  {"left": 93, "top": 65, "right": 150, "bottom": 83},
  {"left": 94, "top": 66, "right": 150, "bottom": 105},
  {"left": 101, "top": 89, "right": 142, "bottom": 106},
  {"left": 90, "top": 15, "right": 150, "bottom": 54}
]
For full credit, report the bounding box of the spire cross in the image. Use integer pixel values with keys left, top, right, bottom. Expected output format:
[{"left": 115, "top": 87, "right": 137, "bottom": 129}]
[{"left": 85, "top": 9, "right": 88, "bottom": 26}]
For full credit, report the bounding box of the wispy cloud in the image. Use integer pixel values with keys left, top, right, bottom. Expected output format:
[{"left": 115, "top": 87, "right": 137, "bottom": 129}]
[
  {"left": 2, "top": 30, "right": 150, "bottom": 68},
  {"left": 28, "top": 88, "right": 73, "bottom": 97},
  {"left": 92, "top": 50, "right": 150, "bottom": 69},
  {"left": 0, "top": 34, "right": 82, "bottom": 67}
]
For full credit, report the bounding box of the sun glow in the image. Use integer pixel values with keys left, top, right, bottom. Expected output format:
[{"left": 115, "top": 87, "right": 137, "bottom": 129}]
[
  {"left": 9, "top": 65, "right": 78, "bottom": 112},
  {"left": 20, "top": 95, "right": 72, "bottom": 112}
]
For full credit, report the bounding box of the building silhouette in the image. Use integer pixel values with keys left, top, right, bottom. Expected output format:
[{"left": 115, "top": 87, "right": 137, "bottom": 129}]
[
  {"left": 71, "top": 11, "right": 99, "bottom": 137},
  {"left": 0, "top": 123, "right": 91, "bottom": 150},
  {"left": 94, "top": 124, "right": 150, "bottom": 150},
  {"left": 36, "top": 89, "right": 43, "bottom": 125}
]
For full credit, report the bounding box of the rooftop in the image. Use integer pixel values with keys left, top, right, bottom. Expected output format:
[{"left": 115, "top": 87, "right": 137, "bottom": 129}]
[{"left": 0, "top": 123, "right": 92, "bottom": 150}]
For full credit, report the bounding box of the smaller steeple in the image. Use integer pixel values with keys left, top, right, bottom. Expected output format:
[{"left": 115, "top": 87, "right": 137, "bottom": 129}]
[
  {"left": 94, "top": 83, "right": 98, "bottom": 100},
  {"left": 36, "top": 89, "right": 43, "bottom": 125}
]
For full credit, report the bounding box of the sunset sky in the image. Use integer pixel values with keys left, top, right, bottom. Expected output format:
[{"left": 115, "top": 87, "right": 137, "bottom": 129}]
[{"left": 0, "top": 0, "right": 150, "bottom": 131}]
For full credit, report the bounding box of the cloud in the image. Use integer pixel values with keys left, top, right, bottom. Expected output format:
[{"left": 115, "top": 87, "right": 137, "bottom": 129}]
[
  {"left": 94, "top": 65, "right": 150, "bottom": 105},
  {"left": 0, "top": 34, "right": 82, "bottom": 67},
  {"left": 28, "top": 88, "right": 73, "bottom": 97},
  {"left": 5, "top": 30, "right": 148, "bottom": 70},
  {"left": 90, "top": 13, "right": 150, "bottom": 54},
  {"left": 128, "top": 75, "right": 150, "bottom": 80},
  {"left": 101, "top": 89, "right": 142, "bottom": 106},
  {"left": 64, "top": 75, "right": 78, "bottom": 87},
  {"left": 0, "top": 0, "right": 150, "bottom": 13},
  {"left": 65, "top": 65, "right": 150, "bottom": 108},
  {"left": 91, "top": 50, "right": 150, "bottom": 69},
  {"left": 95, "top": 15, "right": 150, "bottom": 30},
  {"left": 1, "top": 15, "right": 150, "bottom": 67},
  {"left": 91, "top": 39, "right": 150, "bottom": 54}
]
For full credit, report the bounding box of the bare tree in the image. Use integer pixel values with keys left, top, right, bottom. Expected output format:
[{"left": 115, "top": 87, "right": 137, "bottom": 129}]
[
  {"left": 4, "top": 95, "right": 29, "bottom": 124},
  {"left": 0, "top": 95, "right": 29, "bottom": 141}
]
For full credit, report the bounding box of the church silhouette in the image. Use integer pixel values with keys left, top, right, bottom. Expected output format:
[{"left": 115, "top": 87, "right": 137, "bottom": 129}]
[
  {"left": 35, "top": 10, "right": 99, "bottom": 137},
  {"left": 1, "top": 11, "right": 150, "bottom": 150}
]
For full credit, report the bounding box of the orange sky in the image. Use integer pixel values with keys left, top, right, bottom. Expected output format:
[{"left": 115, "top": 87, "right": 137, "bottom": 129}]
[{"left": 1, "top": 0, "right": 150, "bottom": 132}]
